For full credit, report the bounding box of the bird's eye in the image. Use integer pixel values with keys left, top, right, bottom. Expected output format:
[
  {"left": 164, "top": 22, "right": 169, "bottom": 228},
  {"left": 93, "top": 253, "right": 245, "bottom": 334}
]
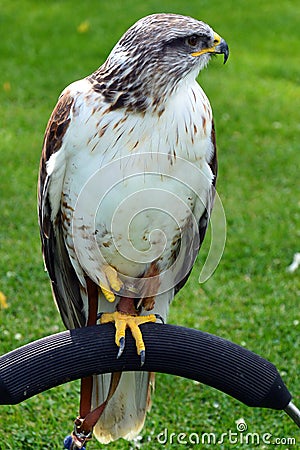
[{"left": 187, "top": 35, "right": 199, "bottom": 47}]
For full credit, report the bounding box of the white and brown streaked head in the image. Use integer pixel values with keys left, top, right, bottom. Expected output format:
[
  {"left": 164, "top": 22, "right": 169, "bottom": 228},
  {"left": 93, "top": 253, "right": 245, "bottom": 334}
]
[{"left": 89, "top": 13, "right": 229, "bottom": 112}]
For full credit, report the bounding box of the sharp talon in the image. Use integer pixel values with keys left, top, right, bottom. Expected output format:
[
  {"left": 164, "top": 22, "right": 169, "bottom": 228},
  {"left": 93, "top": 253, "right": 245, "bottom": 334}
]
[
  {"left": 154, "top": 314, "right": 164, "bottom": 324},
  {"left": 140, "top": 350, "right": 145, "bottom": 366},
  {"left": 117, "top": 336, "right": 125, "bottom": 358},
  {"left": 100, "top": 311, "right": 156, "bottom": 360}
]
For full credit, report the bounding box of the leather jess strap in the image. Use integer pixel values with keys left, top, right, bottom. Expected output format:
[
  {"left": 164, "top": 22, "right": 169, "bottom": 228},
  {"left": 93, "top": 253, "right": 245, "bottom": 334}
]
[{"left": 71, "top": 279, "right": 121, "bottom": 449}]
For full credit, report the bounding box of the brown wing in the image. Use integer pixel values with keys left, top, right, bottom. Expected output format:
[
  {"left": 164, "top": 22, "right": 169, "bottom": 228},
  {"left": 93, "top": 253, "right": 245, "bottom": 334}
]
[
  {"left": 38, "top": 90, "right": 86, "bottom": 329},
  {"left": 174, "top": 120, "right": 218, "bottom": 294}
]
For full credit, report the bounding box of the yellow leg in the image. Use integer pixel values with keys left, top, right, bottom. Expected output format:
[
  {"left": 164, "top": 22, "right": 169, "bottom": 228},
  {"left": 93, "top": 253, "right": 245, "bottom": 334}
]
[
  {"left": 100, "top": 311, "right": 156, "bottom": 364},
  {"left": 100, "top": 266, "right": 123, "bottom": 303}
]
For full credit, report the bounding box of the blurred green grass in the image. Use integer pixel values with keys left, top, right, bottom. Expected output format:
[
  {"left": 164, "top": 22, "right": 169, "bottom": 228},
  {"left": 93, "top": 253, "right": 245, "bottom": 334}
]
[{"left": 0, "top": 0, "right": 299, "bottom": 448}]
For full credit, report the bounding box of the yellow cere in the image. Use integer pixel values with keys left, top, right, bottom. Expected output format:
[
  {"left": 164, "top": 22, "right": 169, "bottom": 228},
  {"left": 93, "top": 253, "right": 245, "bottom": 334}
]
[{"left": 191, "top": 32, "right": 222, "bottom": 57}]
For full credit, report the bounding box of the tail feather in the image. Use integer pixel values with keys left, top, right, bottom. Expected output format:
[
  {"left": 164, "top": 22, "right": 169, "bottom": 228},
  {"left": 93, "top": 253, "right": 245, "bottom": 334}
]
[{"left": 92, "top": 371, "right": 153, "bottom": 444}]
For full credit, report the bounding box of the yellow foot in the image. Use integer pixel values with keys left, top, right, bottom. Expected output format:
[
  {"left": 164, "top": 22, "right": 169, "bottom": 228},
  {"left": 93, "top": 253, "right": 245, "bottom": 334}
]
[
  {"left": 100, "top": 311, "right": 156, "bottom": 365},
  {"left": 100, "top": 266, "right": 123, "bottom": 303}
]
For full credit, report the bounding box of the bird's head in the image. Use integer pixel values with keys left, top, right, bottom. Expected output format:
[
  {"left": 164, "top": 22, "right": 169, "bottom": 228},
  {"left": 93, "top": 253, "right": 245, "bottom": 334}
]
[{"left": 97, "top": 14, "right": 229, "bottom": 111}]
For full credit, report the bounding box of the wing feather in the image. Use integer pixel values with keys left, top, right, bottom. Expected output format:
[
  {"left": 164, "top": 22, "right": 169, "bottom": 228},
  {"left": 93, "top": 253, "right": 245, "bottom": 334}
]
[
  {"left": 38, "top": 90, "right": 86, "bottom": 329},
  {"left": 174, "top": 120, "right": 217, "bottom": 294}
]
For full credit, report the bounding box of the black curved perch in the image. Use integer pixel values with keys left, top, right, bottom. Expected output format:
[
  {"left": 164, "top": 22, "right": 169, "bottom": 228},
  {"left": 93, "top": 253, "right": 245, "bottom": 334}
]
[{"left": 0, "top": 323, "right": 299, "bottom": 426}]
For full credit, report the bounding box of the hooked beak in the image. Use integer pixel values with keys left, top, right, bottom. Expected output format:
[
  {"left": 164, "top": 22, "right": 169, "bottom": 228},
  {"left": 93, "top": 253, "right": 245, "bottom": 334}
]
[{"left": 191, "top": 33, "right": 229, "bottom": 64}]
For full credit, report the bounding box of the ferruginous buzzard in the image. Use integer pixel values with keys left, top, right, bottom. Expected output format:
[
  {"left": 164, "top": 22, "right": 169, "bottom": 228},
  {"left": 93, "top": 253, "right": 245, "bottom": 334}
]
[{"left": 38, "top": 13, "right": 229, "bottom": 446}]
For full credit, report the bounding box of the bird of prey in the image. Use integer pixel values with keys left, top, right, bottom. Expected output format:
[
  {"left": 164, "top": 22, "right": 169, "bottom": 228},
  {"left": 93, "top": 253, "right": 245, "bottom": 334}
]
[{"left": 38, "top": 13, "right": 228, "bottom": 446}]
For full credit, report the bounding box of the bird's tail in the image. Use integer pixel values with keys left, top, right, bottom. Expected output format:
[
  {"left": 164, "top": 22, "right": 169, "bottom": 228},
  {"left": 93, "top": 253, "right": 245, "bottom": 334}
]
[{"left": 92, "top": 371, "right": 154, "bottom": 444}]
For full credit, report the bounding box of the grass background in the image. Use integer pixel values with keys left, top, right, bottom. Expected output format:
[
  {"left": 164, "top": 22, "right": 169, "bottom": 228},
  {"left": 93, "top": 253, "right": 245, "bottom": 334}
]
[{"left": 0, "top": 0, "right": 299, "bottom": 448}]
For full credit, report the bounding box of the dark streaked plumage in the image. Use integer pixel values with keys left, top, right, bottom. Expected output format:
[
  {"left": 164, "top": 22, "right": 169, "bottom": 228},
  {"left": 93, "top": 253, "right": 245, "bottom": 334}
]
[{"left": 88, "top": 14, "right": 228, "bottom": 113}]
